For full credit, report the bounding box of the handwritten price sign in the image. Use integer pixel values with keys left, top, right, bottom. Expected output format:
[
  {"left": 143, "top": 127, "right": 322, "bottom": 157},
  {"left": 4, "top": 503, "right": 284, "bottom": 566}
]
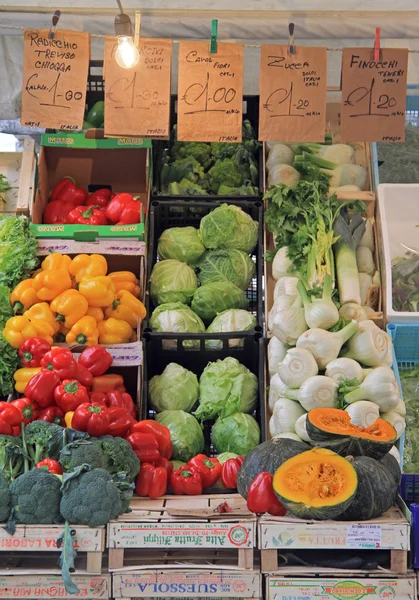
[
  {"left": 259, "top": 45, "right": 327, "bottom": 142},
  {"left": 104, "top": 37, "right": 172, "bottom": 138},
  {"left": 177, "top": 41, "right": 243, "bottom": 142},
  {"left": 21, "top": 29, "right": 89, "bottom": 130},
  {"left": 341, "top": 48, "right": 408, "bottom": 142}
]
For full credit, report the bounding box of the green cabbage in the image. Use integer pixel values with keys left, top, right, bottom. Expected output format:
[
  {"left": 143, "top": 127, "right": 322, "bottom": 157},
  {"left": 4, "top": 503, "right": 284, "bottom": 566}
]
[
  {"left": 191, "top": 281, "right": 248, "bottom": 321},
  {"left": 149, "top": 363, "right": 199, "bottom": 413},
  {"left": 217, "top": 452, "right": 239, "bottom": 464},
  {"left": 156, "top": 410, "right": 204, "bottom": 462},
  {"left": 150, "top": 260, "right": 198, "bottom": 305},
  {"left": 158, "top": 227, "right": 205, "bottom": 265},
  {"left": 211, "top": 412, "right": 260, "bottom": 456},
  {"left": 197, "top": 249, "right": 256, "bottom": 290},
  {"left": 149, "top": 302, "right": 205, "bottom": 333},
  {"left": 199, "top": 204, "right": 258, "bottom": 254},
  {"left": 206, "top": 309, "right": 257, "bottom": 350},
  {"left": 196, "top": 357, "right": 258, "bottom": 421}
]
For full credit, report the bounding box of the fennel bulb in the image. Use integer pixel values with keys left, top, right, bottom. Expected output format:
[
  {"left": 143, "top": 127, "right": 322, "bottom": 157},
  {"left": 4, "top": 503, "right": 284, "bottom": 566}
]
[
  {"left": 333, "top": 213, "right": 365, "bottom": 305},
  {"left": 268, "top": 164, "right": 301, "bottom": 187},
  {"left": 359, "top": 272, "right": 379, "bottom": 308},
  {"left": 381, "top": 331, "right": 394, "bottom": 367},
  {"left": 278, "top": 348, "right": 319, "bottom": 389},
  {"left": 345, "top": 401, "right": 380, "bottom": 427},
  {"left": 381, "top": 411, "right": 405, "bottom": 439},
  {"left": 391, "top": 397, "right": 406, "bottom": 417},
  {"left": 283, "top": 375, "right": 338, "bottom": 411},
  {"left": 360, "top": 218, "right": 375, "bottom": 252},
  {"left": 269, "top": 295, "right": 308, "bottom": 346},
  {"left": 266, "top": 144, "right": 295, "bottom": 170},
  {"left": 318, "top": 144, "right": 356, "bottom": 165},
  {"left": 298, "top": 275, "right": 339, "bottom": 330},
  {"left": 295, "top": 413, "right": 311, "bottom": 442},
  {"left": 326, "top": 164, "right": 367, "bottom": 189},
  {"left": 272, "top": 247, "right": 294, "bottom": 281},
  {"left": 273, "top": 432, "right": 304, "bottom": 442},
  {"left": 330, "top": 185, "right": 361, "bottom": 193},
  {"left": 343, "top": 320, "right": 389, "bottom": 367},
  {"left": 339, "top": 303, "right": 368, "bottom": 323},
  {"left": 268, "top": 373, "right": 288, "bottom": 411},
  {"left": 296, "top": 320, "right": 358, "bottom": 369},
  {"left": 269, "top": 397, "right": 306, "bottom": 436},
  {"left": 344, "top": 366, "right": 400, "bottom": 412},
  {"left": 325, "top": 357, "right": 367, "bottom": 384},
  {"left": 274, "top": 276, "right": 299, "bottom": 300},
  {"left": 268, "top": 337, "right": 289, "bottom": 380},
  {"left": 357, "top": 246, "right": 375, "bottom": 275},
  {"left": 389, "top": 445, "right": 401, "bottom": 464}
]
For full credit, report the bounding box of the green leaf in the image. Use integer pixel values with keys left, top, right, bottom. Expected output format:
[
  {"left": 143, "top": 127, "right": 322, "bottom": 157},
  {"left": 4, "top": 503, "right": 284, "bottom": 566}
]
[{"left": 57, "top": 521, "right": 80, "bottom": 595}]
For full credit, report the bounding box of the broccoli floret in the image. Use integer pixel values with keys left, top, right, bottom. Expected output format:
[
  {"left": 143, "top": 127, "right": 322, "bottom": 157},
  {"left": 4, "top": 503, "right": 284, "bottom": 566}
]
[
  {"left": 25, "top": 421, "right": 64, "bottom": 465},
  {"left": 9, "top": 469, "right": 62, "bottom": 524},
  {"left": 218, "top": 183, "right": 259, "bottom": 196},
  {"left": 171, "top": 142, "right": 213, "bottom": 169},
  {"left": 178, "top": 178, "right": 208, "bottom": 196},
  {"left": 60, "top": 467, "right": 121, "bottom": 526},
  {"left": 93, "top": 436, "right": 140, "bottom": 480},
  {"left": 0, "top": 472, "right": 10, "bottom": 522},
  {"left": 210, "top": 142, "right": 240, "bottom": 160},
  {"left": 59, "top": 440, "right": 104, "bottom": 472},
  {"left": 161, "top": 156, "right": 205, "bottom": 188},
  {"left": 0, "top": 435, "right": 24, "bottom": 481},
  {"left": 208, "top": 157, "right": 244, "bottom": 194}
]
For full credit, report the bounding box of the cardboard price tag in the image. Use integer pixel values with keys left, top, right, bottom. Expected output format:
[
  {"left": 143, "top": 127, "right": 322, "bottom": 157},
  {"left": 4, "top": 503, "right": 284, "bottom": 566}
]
[
  {"left": 21, "top": 29, "right": 89, "bottom": 130},
  {"left": 341, "top": 48, "right": 408, "bottom": 142},
  {"left": 177, "top": 41, "right": 243, "bottom": 142},
  {"left": 104, "top": 37, "right": 172, "bottom": 138},
  {"left": 259, "top": 45, "right": 327, "bottom": 142}
]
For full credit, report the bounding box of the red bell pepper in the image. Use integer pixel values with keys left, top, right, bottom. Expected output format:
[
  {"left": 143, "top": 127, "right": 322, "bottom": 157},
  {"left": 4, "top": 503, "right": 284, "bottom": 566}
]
[
  {"left": 105, "top": 193, "right": 141, "bottom": 225},
  {"left": 107, "top": 407, "right": 134, "bottom": 437},
  {"left": 130, "top": 421, "right": 172, "bottom": 460},
  {"left": 67, "top": 205, "right": 109, "bottom": 226},
  {"left": 170, "top": 466, "right": 203, "bottom": 496},
  {"left": 247, "top": 472, "right": 287, "bottom": 517},
  {"left": 91, "top": 374, "right": 125, "bottom": 394},
  {"left": 136, "top": 463, "right": 167, "bottom": 499},
  {"left": 155, "top": 456, "right": 173, "bottom": 477},
  {"left": 56, "top": 180, "right": 88, "bottom": 206},
  {"left": 24, "top": 369, "right": 61, "bottom": 408},
  {"left": 40, "top": 348, "right": 78, "bottom": 381},
  {"left": 54, "top": 379, "right": 90, "bottom": 412},
  {"left": 50, "top": 177, "right": 76, "bottom": 202},
  {"left": 105, "top": 391, "right": 136, "bottom": 419},
  {"left": 187, "top": 454, "right": 221, "bottom": 489},
  {"left": 10, "top": 398, "right": 39, "bottom": 425},
  {"left": 78, "top": 346, "right": 113, "bottom": 377},
  {"left": 221, "top": 456, "right": 245, "bottom": 489},
  {"left": 38, "top": 406, "right": 65, "bottom": 426},
  {"left": 0, "top": 402, "right": 22, "bottom": 435},
  {"left": 72, "top": 403, "right": 110, "bottom": 437},
  {"left": 89, "top": 391, "right": 107, "bottom": 405},
  {"left": 43, "top": 199, "right": 77, "bottom": 225},
  {"left": 125, "top": 432, "right": 160, "bottom": 463},
  {"left": 86, "top": 189, "right": 112, "bottom": 208},
  {"left": 74, "top": 363, "right": 93, "bottom": 389},
  {"left": 19, "top": 338, "right": 51, "bottom": 368},
  {"left": 36, "top": 458, "right": 63, "bottom": 475}
]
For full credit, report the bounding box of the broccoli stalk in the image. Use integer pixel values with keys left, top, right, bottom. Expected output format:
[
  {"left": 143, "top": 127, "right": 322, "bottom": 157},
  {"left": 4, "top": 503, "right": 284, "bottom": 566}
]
[{"left": 0, "top": 435, "right": 24, "bottom": 481}]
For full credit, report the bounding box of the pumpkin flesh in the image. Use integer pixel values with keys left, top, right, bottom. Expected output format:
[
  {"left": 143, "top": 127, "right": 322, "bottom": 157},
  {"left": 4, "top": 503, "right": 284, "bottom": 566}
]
[
  {"left": 273, "top": 448, "right": 357, "bottom": 520},
  {"left": 307, "top": 408, "right": 397, "bottom": 459}
]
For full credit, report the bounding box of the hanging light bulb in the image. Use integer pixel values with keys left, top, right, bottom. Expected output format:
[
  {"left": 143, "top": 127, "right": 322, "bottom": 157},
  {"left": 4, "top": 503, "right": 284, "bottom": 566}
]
[{"left": 114, "top": 5, "right": 139, "bottom": 69}]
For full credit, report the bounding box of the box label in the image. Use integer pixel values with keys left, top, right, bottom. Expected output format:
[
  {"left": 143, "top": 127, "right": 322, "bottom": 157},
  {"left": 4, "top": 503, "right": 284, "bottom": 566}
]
[
  {"left": 347, "top": 524, "right": 382, "bottom": 548},
  {"left": 0, "top": 575, "right": 110, "bottom": 598},
  {"left": 0, "top": 525, "right": 103, "bottom": 552}
]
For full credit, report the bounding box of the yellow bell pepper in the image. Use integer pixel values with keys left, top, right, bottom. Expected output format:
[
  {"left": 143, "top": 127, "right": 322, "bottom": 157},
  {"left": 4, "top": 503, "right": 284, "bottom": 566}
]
[
  {"left": 105, "top": 290, "right": 146, "bottom": 328},
  {"left": 41, "top": 253, "right": 72, "bottom": 272},
  {"left": 3, "top": 315, "right": 55, "bottom": 348},
  {"left": 32, "top": 269, "right": 72, "bottom": 301},
  {"left": 50, "top": 289, "right": 88, "bottom": 328},
  {"left": 26, "top": 302, "right": 60, "bottom": 334},
  {"left": 66, "top": 316, "right": 99, "bottom": 347},
  {"left": 69, "top": 254, "right": 108, "bottom": 282},
  {"left": 10, "top": 279, "right": 39, "bottom": 314},
  {"left": 78, "top": 276, "right": 115, "bottom": 308},
  {"left": 98, "top": 318, "right": 133, "bottom": 344},
  {"left": 14, "top": 367, "right": 42, "bottom": 393},
  {"left": 108, "top": 271, "right": 141, "bottom": 298},
  {"left": 86, "top": 306, "right": 105, "bottom": 322},
  {"left": 64, "top": 412, "right": 74, "bottom": 428}
]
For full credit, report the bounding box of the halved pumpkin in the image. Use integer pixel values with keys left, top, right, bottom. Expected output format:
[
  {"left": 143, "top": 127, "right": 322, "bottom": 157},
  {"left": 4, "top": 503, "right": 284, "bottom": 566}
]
[
  {"left": 273, "top": 448, "right": 357, "bottom": 520},
  {"left": 307, "top": 408, "right": 397, "bottom": 459}
]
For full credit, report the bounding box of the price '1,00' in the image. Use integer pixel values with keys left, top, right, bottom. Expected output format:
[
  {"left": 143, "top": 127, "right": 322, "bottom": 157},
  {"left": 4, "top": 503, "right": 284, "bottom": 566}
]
[{"left": 181, "top": 72, "right": 237, "bottom": 115}]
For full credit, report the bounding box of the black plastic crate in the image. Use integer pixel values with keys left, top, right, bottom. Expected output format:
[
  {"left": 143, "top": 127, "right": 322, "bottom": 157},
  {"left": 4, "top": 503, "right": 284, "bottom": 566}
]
[
  {"left": 145, "top": 198, "right": 264, "bottom": 328},
  {"left": 86, "top": 60, "right": 104, "bottom": 109},
  {"left": 151, "top": 95, "right": 263, "bottom": 200}
]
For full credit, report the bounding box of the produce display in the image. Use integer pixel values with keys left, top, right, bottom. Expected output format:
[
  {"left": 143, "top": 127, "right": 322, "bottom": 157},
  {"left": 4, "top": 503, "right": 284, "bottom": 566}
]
[
  {"left": 376, "top": 124, "right": 419, "bottom": 184},
  {"left": 0, "top": 174, "right": 9, "bottom": 204},
  {"left": 392, "top": 254, "right": 419, "bottom": 313},
  {"left": 399, "top": 363, "right": 419, "bottom": 472}
]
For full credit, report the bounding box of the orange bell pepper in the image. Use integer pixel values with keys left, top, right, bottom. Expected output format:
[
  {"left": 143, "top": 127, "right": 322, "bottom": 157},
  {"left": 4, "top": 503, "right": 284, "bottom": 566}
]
[{"left": 32, "top": 269, "right": 72, "bottom": 301}]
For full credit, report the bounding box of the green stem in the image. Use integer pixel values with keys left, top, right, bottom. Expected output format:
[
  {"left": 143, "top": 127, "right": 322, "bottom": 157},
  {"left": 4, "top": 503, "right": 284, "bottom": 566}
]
[
  {"left": 297, "top": 280, "right": 311, "bottom": 309},
  {"left": 21, "top": 423, "right": 30, "bottom": 473},
  {"left": 296, "top": 152, "right": 337, "bottom": 170},
  {"left": 322, "top": 274, "right": 333, "bottom": 301}
]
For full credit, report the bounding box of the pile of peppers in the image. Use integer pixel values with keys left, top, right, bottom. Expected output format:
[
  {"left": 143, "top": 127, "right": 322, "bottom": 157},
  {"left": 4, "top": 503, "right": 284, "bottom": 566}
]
[
  {"left": 3, "top": 253, "right": 146, "bottom": 348},
  {"left": 43, "top": 177, "right": 142, "bottom": 226}
]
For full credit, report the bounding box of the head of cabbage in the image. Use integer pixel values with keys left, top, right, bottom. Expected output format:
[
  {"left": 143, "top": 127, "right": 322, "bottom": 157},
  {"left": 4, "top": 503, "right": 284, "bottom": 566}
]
[
  {"left": 211, "top": 412, "right": 260, "bottom": 456},
  {"left": 199, "top": 204, "right": 258, "bottom": 254},
  {"left": 149, "top": 363, "right": 199, "bottom": 413},
  {"left": 150, "top": 259, "right": 198, "bottom": 305},
  {"left": 149, "top": 302, "right": 206, "bottom": 334},
  {"left": 156, "top": 410, "right": 204, "bottom": 462},
  {"left": 158, "top": 227, "right": 205, "bottom": 265},
  {"left": 197, "top": 249, "right": 256, "bottom": 290},
  {"left": 206, "top": 309, "right": 257, "bottom": 350},
  {"left": 196, "top": 357, "right": 258, "bottom": 421},
  {"left": 191, "top": 281, "right": 248, "bottom": 322}
]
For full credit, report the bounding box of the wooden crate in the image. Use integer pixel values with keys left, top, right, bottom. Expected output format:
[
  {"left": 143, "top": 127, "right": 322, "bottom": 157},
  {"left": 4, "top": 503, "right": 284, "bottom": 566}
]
[
  {"left": 113, "top": 568, "right": 261, "bottom": 599},
  {"left": 108, "top": 494, "right": 256, "bottom": 571},
  {"left": 259, "top": 504, "right": 410, "bottom": 575},
  {"left": 0, "top": 138, "right": 36, "bottom": 216},
  {"left": 0, "top": 524, "right": 105, "bottom": 575}
]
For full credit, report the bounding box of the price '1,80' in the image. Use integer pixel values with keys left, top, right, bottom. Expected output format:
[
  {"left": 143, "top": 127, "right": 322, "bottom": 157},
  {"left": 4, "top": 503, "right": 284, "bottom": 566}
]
[{"left": 25, "top": 72, "right": 84, "bottom": 110}]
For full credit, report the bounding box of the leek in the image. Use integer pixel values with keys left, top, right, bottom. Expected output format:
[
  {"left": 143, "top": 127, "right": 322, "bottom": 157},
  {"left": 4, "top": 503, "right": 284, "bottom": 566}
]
[{"left": 333, "top": 213, "right": 365, "bottom": 305}]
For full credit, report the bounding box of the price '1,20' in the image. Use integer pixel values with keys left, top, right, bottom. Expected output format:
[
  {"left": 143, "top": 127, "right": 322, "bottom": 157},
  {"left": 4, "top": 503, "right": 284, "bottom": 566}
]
[
  {"left": 25, "top": 72, "right": 83, "bottom": 109},
  {"left": 181, "top": 72, "right": 238, "bottom": 115},
  {"left": 344, "top": 77, "right": 399, "bottom": 118},
  {"left": 263, "top": 82, "right": 310, "bottom": 118}
]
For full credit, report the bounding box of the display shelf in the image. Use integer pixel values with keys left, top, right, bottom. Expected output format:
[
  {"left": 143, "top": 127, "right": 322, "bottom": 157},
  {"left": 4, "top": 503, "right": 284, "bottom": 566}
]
[{"left": 0, "top": 138, "right": 36, "bottom": 216}]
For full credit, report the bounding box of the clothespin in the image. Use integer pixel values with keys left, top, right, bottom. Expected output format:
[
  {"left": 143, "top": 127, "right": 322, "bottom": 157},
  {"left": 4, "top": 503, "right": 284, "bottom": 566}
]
[
  {"left": 215, "top": 502, "right": 232, "bottom": 514},
  {"left": 374, "top": 27, "right": 381, "bottom": 62},
  {"left": 288, "top": 23, "right": 295, "bottom": 56},
  {"left": 48, "top": 10, "right": 61, "bottom": 40},
  {"left": 134, "top": 11, "right": 141, "bottom": 49},
  {"left": 210, "top": 19, "right": 218, "bottom": 54}
]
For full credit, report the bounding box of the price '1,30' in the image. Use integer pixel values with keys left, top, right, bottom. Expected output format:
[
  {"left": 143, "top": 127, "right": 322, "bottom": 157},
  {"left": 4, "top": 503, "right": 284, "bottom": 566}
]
[
  {"left": 106, "top": 72, "right": 160, "bottom": 109},
  {"left": 25, "top": 72, "right": 83, "bottom": 109}
]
